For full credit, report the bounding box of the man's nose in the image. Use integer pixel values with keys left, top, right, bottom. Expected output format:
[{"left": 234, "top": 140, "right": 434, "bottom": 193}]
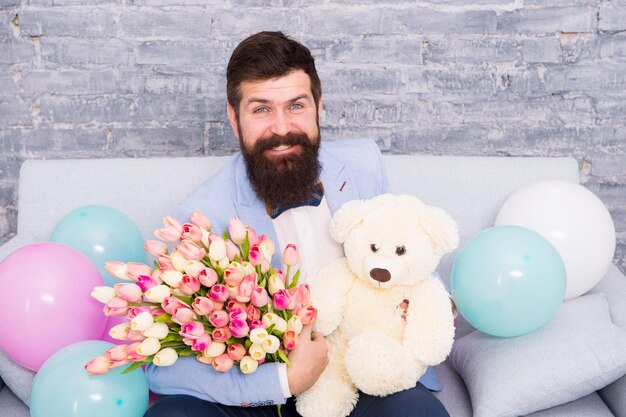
[{"left": 269, "top": 111, "right": 292, "bottom": 136}]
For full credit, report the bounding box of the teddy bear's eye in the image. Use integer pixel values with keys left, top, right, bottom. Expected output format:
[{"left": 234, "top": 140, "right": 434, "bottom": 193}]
[
  {"left": 370, "top": 244, "right": 379, "bottom": 253},
  {"left": 395, "top": 246, "right": 406, "bottom": 256}
]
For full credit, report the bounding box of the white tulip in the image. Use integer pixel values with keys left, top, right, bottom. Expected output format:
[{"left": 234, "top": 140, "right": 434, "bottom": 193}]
[
  {"left": 144, "top": 284, "right": 171, "bottom": 303},
  {"left": 91, "top": 286, "right": 117, "bottom": 304},
  {"left": 142, "top": 322, "right": 169, "bottom": 339},
  {"left": 239, "top": 356, "right": 259, "bottom": 374},
  {"left": 152, "top": 348, "right": 178, "bottom": 366},
  {"left": 137, "top": 337, "right": 161, "bottom": 356},
  {"left": 131, "top": 311, "right": 154, "bottom": 332}
]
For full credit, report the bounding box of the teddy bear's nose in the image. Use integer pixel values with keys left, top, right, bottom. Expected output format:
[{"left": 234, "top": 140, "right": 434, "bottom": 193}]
[{"left": 370, "top": 268, "right": 391, "bottom": 282}]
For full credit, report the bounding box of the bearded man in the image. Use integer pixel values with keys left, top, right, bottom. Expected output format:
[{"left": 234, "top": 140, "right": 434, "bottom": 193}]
[{"left": 145, "top": 31, "right": 449, "bottom": 417}]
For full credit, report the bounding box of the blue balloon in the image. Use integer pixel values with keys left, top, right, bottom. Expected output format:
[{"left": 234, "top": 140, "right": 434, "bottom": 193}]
[
  {"left": 451, "top": 225, "right": 566, "bottom": 337},
  {"left": 30, "top": 340, "right": 149, "bottom": 417},
  {"left": 51, "top": 205, "right": 146, "bottom": 286}
]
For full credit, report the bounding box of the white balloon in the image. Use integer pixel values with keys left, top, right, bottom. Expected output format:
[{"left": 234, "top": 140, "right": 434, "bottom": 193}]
[{"left": 495, "top": 180, "right": 616, "bottom": 299}]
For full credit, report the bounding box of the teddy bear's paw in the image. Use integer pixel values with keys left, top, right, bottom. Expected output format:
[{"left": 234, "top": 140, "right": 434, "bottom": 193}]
[
  {"left": 345, "top": 331, "right": 418, "bottom": 396},
  {"left": 296, "top": 380, "right": 358, "bottom": 417}
]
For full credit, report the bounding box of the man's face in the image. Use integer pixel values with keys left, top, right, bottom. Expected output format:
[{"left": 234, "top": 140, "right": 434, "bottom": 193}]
[{"left": 227, "top": 69, "right": 323, "bottom": 206}]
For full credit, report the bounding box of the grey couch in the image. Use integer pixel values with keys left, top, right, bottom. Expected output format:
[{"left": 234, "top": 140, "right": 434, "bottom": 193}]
[{"left": 1, "top": 152, "right": 624, "bottom": 416}]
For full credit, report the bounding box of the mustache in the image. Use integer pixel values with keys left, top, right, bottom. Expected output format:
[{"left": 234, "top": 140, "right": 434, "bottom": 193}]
[{"left": 252, "top": 133, "right": 312, "bottom": 153}]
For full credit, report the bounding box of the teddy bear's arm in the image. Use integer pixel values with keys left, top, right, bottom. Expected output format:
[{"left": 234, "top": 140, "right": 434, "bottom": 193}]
[
  {"left": 403, "top": 278, "right": 455, "bottom": 366},
  {"left": 309, "top": 258, "right": 354, "bottom": 336}
]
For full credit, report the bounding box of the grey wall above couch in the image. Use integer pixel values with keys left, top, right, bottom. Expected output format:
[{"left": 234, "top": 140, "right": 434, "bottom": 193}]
[{"left": 0, "top": 1, "right": 624, "bottom": 274}]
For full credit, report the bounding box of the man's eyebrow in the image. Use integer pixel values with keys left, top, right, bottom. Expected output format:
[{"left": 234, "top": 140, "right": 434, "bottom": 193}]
[{"left": 245, "top": 94, "right": 312, "bottom": 107}]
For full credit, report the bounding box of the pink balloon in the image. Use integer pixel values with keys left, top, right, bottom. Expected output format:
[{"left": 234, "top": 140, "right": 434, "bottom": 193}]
[{"left": 0, "top": 242, "right": 107, "bottom": 371}]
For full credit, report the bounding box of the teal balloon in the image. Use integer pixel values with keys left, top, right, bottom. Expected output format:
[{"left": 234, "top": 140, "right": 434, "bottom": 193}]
[
  {"left": 30, "top": 340, "right": 149, "bottom": 417},
  {"left": 51, "top": 205, "right": 146, "bottom": 286},
  {"left": 451, "top": 225, "right": 566, "bottom": 337}
]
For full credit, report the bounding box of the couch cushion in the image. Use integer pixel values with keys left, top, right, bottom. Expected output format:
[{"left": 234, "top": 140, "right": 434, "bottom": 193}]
[
  {"left": 0, "top": 385, "right": 30, "bottom": 417},
  {"left": 527, "top": 392, "right": 614, "bottom": 417},
  {"left": 450, "top": 293, "right": 626, "bottom": 417}
]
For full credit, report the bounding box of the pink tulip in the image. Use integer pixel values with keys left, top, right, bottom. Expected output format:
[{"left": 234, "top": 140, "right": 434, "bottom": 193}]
[
  {"left": 294, "top": 284, "right": 311, "bottom": 310},
  {"left": 224, "top": 267, "right": 244, "bottom": 287},
  {"left": 248, "top": 245, "right": 263, "bottom": 266},
  {"left": 178, "top": 240, "right": 206, "bottom": 261},
  {"left": 283, "top": 330, "right": 299, "bottom": 350},
  {"left": 226, "top": 300, "right": 247, "bottom": 312},
  {"left": 173, "top": 307, "right": 194, "bottom": 324},
  {"left": 126, "top": 262, "right": 153, "bottom": 281},
  {"left": 155, "top": 227, "right": 181, "bottom": 242},
  {"left": 181, "top": 223, "right": 203, "bottom": 243},
  {"left": 179, "top": 321, "right": 205, "bottom": 339},
  {"left": 246, "top": 305, "right": 261, "bottom": 321},
  {"left": 248, "top": 319, "right": 264, "bottom": 331},
  {"left": 225, "top": 240, "right": 240, "bottom": 261},
  {"left": 105, "top": 345, "right": 128, "bottom": 361},
  {"left": 163, "top": 215, "right": 183, "bottom": 232},
  {"left": 209, "top": 284, "right": 229, "bottom": 303},
  {"left": 157, "top": 255, "right": 173, "bottom": 269},
  {"left": 198, "top": 267, "right": 218, "bottom": 287},
  {"left": 229, "top": 318, "right": 250, "bottom": 338},
  {"left": 213, "top": 353, "right": 234, "bottom": 372},
  {"left": 126, "top": 329, "right": 147, "bottom": 341},
  {"left": 179, "top": 275, "right": 201, "bottom": 295},
  {"left": 250, "top": 287, "right": 269, "bottom": 308},
  {"left": 190, "top": 211, "right": 212, "bottom": 230},
  {"left": 212, "top": 327, "right": 232, "bottom": 343},
  {"left": 126, "top": 342, "right": 147, "bottom": 362},
  {"left": 209, "top": 309, "right": 230, "bottom": 328},
  {"left": 228, "top": 217, "right": 247, "bottom": 245},
  {"left": 228, "top": 307, "right": 247, "bottom": 322},
  {"left": 236, "top": 274, "right": 256, "bottom": 303},
  {"left": 192, "top": 333, "right": 212, "bottom": 352},
  {"left": 297, "top": 306, "right": 318, "bottom": 325},
  {"left": 227, "top": 343, "right": 246, "bottom": 361},
  {"left": 162, "top": 297, "right": 191, "bottom": 315},
  {"left": 85, "top": 356, "right": 111, "bottom": 375},
  {"left": 136, "top": 275, "right": 158, "bottom": 292},
  {"left": 282, "top": 243, "right": 299, "bottom": 267},
  {"left": 192, "top": 296, "right": 215, "bottom": 316},
  {"left": 104, "top": 261, "right": 128, "bottom": 280},
  {"left": 273, "top": 289, "right": 291, "bottom": 311},
  {"left": 104, "top": 297, "right": 129, "bottom": 316},
  {"left": 127, "top": 306, "right": 151, "bottom": 319},
  {"left": 144, "top": 240, "right": 168, "bottom": 258},
  {"left": 115, "top": 283, "right": 143, "bottom": 303}
]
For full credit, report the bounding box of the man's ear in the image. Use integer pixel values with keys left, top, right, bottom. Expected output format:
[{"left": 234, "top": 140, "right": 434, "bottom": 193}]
[{"left": 227, "top": 103, "right": 240, "bottom": 139}]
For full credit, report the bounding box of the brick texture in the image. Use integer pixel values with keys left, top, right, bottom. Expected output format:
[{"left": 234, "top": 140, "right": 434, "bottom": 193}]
[{"left": 0, "top": 1, "right": 625, "bottom": 274}]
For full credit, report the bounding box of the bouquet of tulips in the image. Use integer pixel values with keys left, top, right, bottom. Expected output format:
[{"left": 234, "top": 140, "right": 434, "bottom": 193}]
[{"left": 85, "top": 212, "right": 316, "bottom": 375}]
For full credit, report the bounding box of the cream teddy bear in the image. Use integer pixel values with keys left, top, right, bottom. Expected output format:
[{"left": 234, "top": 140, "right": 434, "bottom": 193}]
[{"left": 296, "top": 193, "right": 458, "bottom": 417}]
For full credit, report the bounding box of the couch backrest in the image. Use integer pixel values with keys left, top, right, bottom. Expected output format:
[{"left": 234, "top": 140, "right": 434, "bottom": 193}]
[{"left": 17, "top": 154, "right": 580, "bottom": 336}]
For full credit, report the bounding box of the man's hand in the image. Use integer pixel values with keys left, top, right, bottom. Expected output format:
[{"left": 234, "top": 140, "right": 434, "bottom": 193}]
[{"left": 286, "top": 322, "right": 329, "bottom": 395}]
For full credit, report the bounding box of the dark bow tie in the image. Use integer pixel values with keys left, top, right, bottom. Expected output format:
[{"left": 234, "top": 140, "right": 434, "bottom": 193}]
[{"left": 266, "top": 183, "right": 325, "bottom": 219}]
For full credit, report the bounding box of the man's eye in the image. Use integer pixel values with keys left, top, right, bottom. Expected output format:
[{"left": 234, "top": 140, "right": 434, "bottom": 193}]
[
  {"left": 254, "top": 107, "right": 269, "bottom": 113},
  {"left": 290, "top": 103, "right": 303, "bottom": 110}
]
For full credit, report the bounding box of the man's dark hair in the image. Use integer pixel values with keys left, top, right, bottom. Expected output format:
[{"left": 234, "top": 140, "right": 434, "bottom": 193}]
[{"left": 226, "top": 31, "right": 322, "bottom": 113}]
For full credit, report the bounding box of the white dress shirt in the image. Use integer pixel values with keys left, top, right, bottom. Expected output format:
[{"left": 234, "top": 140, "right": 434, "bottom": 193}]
[{"left": 270, "top": 196, "right": 345, "bottom": 398}]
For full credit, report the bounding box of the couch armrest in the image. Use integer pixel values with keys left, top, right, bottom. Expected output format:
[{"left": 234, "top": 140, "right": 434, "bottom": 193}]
[
  {"left": 0, "top": 232, "right": 39, "bottom": 407},
  {"left": 592, "top": 264, "right": 626, "bottom": 417}
]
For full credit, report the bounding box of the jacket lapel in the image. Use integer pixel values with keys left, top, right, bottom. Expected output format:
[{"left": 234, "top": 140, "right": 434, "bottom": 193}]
[{"left": 319, "top": 147, "right": 360, "bottom": 214}]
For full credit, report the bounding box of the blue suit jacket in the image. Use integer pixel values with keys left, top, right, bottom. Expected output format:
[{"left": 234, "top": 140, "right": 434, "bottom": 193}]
[{"left": 146, "top": 139, "right": 441, "bottom": 407}]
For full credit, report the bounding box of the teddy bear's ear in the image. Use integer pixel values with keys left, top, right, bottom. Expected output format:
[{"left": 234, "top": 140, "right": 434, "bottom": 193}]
[
  {"left": 330, "top": 198, "right": 378, "bottom": 244},
  {"left": 420, "top": 206, "right": 460, "bottom": 256}
]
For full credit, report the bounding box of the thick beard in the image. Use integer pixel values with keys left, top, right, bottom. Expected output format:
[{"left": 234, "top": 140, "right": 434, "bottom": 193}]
[{"left": 241, "top": 131, "right": 321, "bottom": 206}]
